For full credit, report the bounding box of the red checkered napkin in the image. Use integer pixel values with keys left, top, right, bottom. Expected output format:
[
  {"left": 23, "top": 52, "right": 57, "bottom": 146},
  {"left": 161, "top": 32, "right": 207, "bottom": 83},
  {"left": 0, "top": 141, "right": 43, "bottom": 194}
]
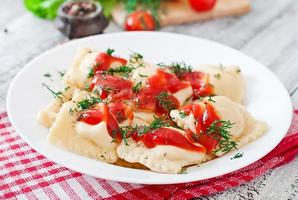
[{"left": 1, "top": 111, "right": 298, "bottom": 200}]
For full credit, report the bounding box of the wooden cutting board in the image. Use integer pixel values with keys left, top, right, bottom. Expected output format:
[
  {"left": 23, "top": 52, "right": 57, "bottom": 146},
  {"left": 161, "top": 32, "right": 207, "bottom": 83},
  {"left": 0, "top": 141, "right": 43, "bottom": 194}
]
[{"left": 112, "top": 0, "right": 251, "bottom": 27}]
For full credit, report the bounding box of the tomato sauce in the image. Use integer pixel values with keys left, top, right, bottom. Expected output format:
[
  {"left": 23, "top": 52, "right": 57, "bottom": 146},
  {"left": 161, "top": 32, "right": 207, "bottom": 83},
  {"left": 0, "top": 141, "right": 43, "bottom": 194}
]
[
  {"left": 180, "top": 71, "right": 214, "bottom": 100},
  {"left": 181, "top": 102, "right": 221, "bottom": 152},
  {"left": 132, "top": 128, "right": 206, "bottom": 153},
  {"left": 78, "top": 104, "right": 122, "bottom": 142},
  {"left": 93, "top": 52, "right": 127, "bottom": 73},
  {"left": 90, "top": 72, "right": 133, "bottom": 102},
  {"left": 134, "top": 69, "right": 188, "bottom": 114}
]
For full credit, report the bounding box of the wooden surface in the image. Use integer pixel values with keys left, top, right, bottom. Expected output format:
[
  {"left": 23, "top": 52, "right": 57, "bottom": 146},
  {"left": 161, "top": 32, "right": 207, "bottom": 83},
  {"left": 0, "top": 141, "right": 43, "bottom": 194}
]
[
  {"left": 112, "top": 0, "right": 251, "bottom": 26},
  {"left": 0, "top": 0, "right": 297, "bottom": 199}
]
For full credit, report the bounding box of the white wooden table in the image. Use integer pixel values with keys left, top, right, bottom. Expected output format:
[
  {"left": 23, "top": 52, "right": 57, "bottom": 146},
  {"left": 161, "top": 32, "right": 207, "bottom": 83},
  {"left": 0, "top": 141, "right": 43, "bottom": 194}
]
[{"left": 0, "top": 0, "right": 297, "bottom": 199}]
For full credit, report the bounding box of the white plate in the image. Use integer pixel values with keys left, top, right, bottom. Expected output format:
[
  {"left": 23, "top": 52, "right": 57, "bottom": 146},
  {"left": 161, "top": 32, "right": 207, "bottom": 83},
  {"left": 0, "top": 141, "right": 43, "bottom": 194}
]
[{"left": 7, "top": 32, "right": 293, "bottom": 185}]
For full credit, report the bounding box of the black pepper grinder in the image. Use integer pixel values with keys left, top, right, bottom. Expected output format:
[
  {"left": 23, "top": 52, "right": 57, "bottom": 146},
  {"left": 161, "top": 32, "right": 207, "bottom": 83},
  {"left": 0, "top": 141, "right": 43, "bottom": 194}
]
[{"left": 55, "top": 0, "right": 109, "bottom": 39}]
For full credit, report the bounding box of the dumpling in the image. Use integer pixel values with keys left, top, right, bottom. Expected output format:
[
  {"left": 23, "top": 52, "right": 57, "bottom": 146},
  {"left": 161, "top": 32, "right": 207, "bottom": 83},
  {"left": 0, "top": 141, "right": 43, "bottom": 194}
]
[
  {"left": 47, "top": 91, "right": 121, "bottom": 163},
  {"left": 196, "top": 65, "right": 245, "bottom": 103},
  {"left": 170, "top": 96, "right": 267, "bottom": 156},
  {"left": 63, "top": 48, "right": 98, "bottom": 89},
  {"left": 37, "top": 86, "right": 75, "bottom": 128},
  {"left": 132, "top": 63, "right": 193, "bottom": 123},
  {"left": 117, "top": 127, "right": 208, "bottom": 174},
  {"left": 63, "top": 48, "right": 127, "bottom": 90}
]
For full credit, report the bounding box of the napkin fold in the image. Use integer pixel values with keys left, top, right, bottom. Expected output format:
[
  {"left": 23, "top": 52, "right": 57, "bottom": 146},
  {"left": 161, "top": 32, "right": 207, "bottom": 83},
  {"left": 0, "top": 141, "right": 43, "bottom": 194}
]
[{"left": 1, "top": 110, "right": 297, "bottom": 200}]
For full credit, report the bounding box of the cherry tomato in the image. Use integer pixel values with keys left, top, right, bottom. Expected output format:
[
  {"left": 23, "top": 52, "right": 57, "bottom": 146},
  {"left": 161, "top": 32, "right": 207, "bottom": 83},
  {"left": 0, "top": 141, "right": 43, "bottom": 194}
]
[
  {"left": 78, "top": 109, "right": 105, "bottom": 125},
  {"left": 188, "top": 0, "right": 217, "bottom": 12},
  {"left": 125, "top": 11, "right": 156, "bottom": 31}
]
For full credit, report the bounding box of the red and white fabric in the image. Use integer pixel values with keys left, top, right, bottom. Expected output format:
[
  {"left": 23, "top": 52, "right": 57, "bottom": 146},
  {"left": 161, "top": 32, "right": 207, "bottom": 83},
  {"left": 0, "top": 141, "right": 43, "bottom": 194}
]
[{"left": 1, "top": 110, "right": 298, "bottom": 200}]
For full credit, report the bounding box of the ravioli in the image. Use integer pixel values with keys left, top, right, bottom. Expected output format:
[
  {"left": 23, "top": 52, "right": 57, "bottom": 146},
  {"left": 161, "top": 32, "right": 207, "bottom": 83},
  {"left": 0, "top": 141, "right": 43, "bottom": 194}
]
[
  {"left": 38, "top": 48, "right": 268, "bottom": 174},
  {"left": 170, "top": 96, "right": 267, "bottom": 156},
  {"left": 47, "top": 91, "right": 119, "bottom": 163},
  {"left": 37, "top": 86, "right": 75, "bottom": 128},
  {"left": 117, "top": 127, "right": 208, "bottom": 174},
  {"left": 196, "top": 65, "right": 245, "bottom": 103}
]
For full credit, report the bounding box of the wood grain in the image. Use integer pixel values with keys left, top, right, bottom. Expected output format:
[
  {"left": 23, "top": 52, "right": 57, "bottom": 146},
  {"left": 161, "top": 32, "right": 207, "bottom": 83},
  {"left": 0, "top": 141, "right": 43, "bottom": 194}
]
[{"left": 112, "top": 0, "right": 251, "bottom": 27}]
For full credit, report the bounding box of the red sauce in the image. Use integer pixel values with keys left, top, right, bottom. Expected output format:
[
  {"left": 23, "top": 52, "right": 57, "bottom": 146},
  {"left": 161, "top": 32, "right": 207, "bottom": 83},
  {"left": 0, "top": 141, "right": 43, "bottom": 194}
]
[
  {"left": 181, "top": 102, "right": 220, "bottom": 152},
  {"left": 108, "top": 102, "right": 133, "bottom": 123},
  {"left": 90, "top": 72, "right": 133, "bottom": 102},
  {"left": 180, "top": 72, "right": 214, "bottom": 100},
  {"left": 134, "top": 69, "right": 188, "bottom": 114},
  {"left": 78, "top": 104, "right": 122, "bottom": 142},
  {"left": 94, "top": 52, "right": 127, "bottom": 72},
  {"left": 132, "top": 128, "right": 206, "bottom": 153}
]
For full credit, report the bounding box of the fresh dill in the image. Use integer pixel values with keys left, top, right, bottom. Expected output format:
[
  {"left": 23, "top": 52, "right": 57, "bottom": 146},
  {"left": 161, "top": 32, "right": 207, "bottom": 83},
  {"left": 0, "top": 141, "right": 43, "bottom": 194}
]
[
  {"left": 206, "top": 120, "right": 238, "bottom": 154},
  {"left": 58, "top": 70, "right": 66, "bottom": 78},
  {"left": 156, "top": 92, "right": 177, "bottom": 112},
  {"left": 179, "top": 111, "right": 187, "bottom": 118},
  {"left": 236, "top": 68, "right": 241, "bottom": 73},
  {"left": 87, "top": 68, "right": 95, "bottom": 78},
  {"left": 231, "top": 152, "right": 244, "bottom": 160},
  {"left": 119, "top": 116, "right": 170, "bottom": 145},
  {"left": 207, "top": 96, "right": 216, "bottom": 103},
  {"left": 106, "top": 65, "right": 134, "bottom": 78},
  {"left": 70, "top": 96, "right": 102, "bottom": 113},
  {"left": 129, "top": 52, "right": 144, "bottom": 68},
  {"left": 169, "top": 62, "right": 192, "bottom": 77},
  {"left": 44, "top": 73, "right": 51, "bottom": 78},
  {"left": 42, "top": 83, "right": 63, "bottom": 100},
  {"left": 106, "top": 48, "right": 115, "bottom": 55},
  {"left": 133, "top": 82, "right": 142, "bottom": 93}
]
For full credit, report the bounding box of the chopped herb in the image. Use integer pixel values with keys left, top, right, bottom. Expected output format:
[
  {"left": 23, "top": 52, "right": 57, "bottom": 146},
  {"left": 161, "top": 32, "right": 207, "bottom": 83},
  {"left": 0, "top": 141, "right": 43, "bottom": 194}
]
[
  {"left": 207, "top": 96, "right": 216, "bottom": 103},
  {"left": 139, "top": 73, "right": 148, "bottom": 77},
  {"left": 156, "top": 92, "right": 177, "bottom": 112},
  {"left": 64, "top": 86, "right": 70, "bottom": 92},
  {"left": 129, "top": 52, "right": 144, "bottom": 68},
  {"left": 119, "top": 116, "right": 170, "bottom": 144},
  {"left": 42, "top": 83, "right": 63, "bottom": 100},
  {"left": 107, "top": 65, "right": 134, "bottom": 78},
  {"left": 133, "top": 82, "right": 142, "bottom": 93},
  {"left": 179, "top": 111, "right": 187, "bottom": 118},
  {"left": 87, "top": 68, "right": 95, "bottom": 78},
  {"left": 206, "top": 120, "right": 238, "bottom": 154},
  {"left": 106, "top": 48, "right": 115, "bottom": 55},
  {"left": 214, "top": 73, "right": 221, "bottom": 79},
  {"left": 84, "top": 83, "right": 91, "bottom": 91},
  {"left": 169, "top": 61, "right": 192, "bottom": 77},
  {"left": 44, "top": 73, "right": 51, "bottom": 78},
  {"left": 75, "top": 96, "right": 102, "bottom": 111},
  {"left": 58, "top": 70, "right": 66, "bottom": 78},
  {"left": 231, "top": 152, "right": 244, "bottom": 160},
  {"left": 236, "top": 68, "right": 241, "bottom": 73},
  {"left": 163, "top": 152, "right": 167, "bottom": 157}
]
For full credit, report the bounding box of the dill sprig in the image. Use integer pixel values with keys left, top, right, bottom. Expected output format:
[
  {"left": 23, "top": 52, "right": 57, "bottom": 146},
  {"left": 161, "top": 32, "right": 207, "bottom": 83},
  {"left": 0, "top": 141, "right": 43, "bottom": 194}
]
[
  {"left": 231, "top": 152, "right": 244, "bottom": 160},
  {"left": 169, "top": 62, "right": 192, "bottom": 77},
  {"left": 42, "top": 83, "right": 63, "bottom": 100},
  {"left": 106, "top": 65, "right": 134, "bottom": 78},
  {"left": 133, "top": 82, "right": 142, "bottom": 93},
  {"left": 106, "top": 48, "right": 115, "bottom": 55},
  {"left": 76, "top": 96, "right": 102, "bottom": 110},
  {"left": 179, "top": 111, "right": 187, "bottom": 118},
  {"left": 206, "top": 120, "right": 238, "bottom": 154},
  {"left": 119, "top": 116, "right": 170, "bottom": 145},
  {"left": 156, "top": 92, "right": 177, "bottom": 112},
  {"left": 69, "top": 96, "right": 102, "bottom": 114}
]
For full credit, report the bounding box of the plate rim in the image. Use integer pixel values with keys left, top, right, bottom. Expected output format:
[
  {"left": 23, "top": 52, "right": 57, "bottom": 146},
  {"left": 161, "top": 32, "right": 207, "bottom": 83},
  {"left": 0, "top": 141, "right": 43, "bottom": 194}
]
[{"left": 6, "top": 31, "right": 293, "bottom": 185}]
